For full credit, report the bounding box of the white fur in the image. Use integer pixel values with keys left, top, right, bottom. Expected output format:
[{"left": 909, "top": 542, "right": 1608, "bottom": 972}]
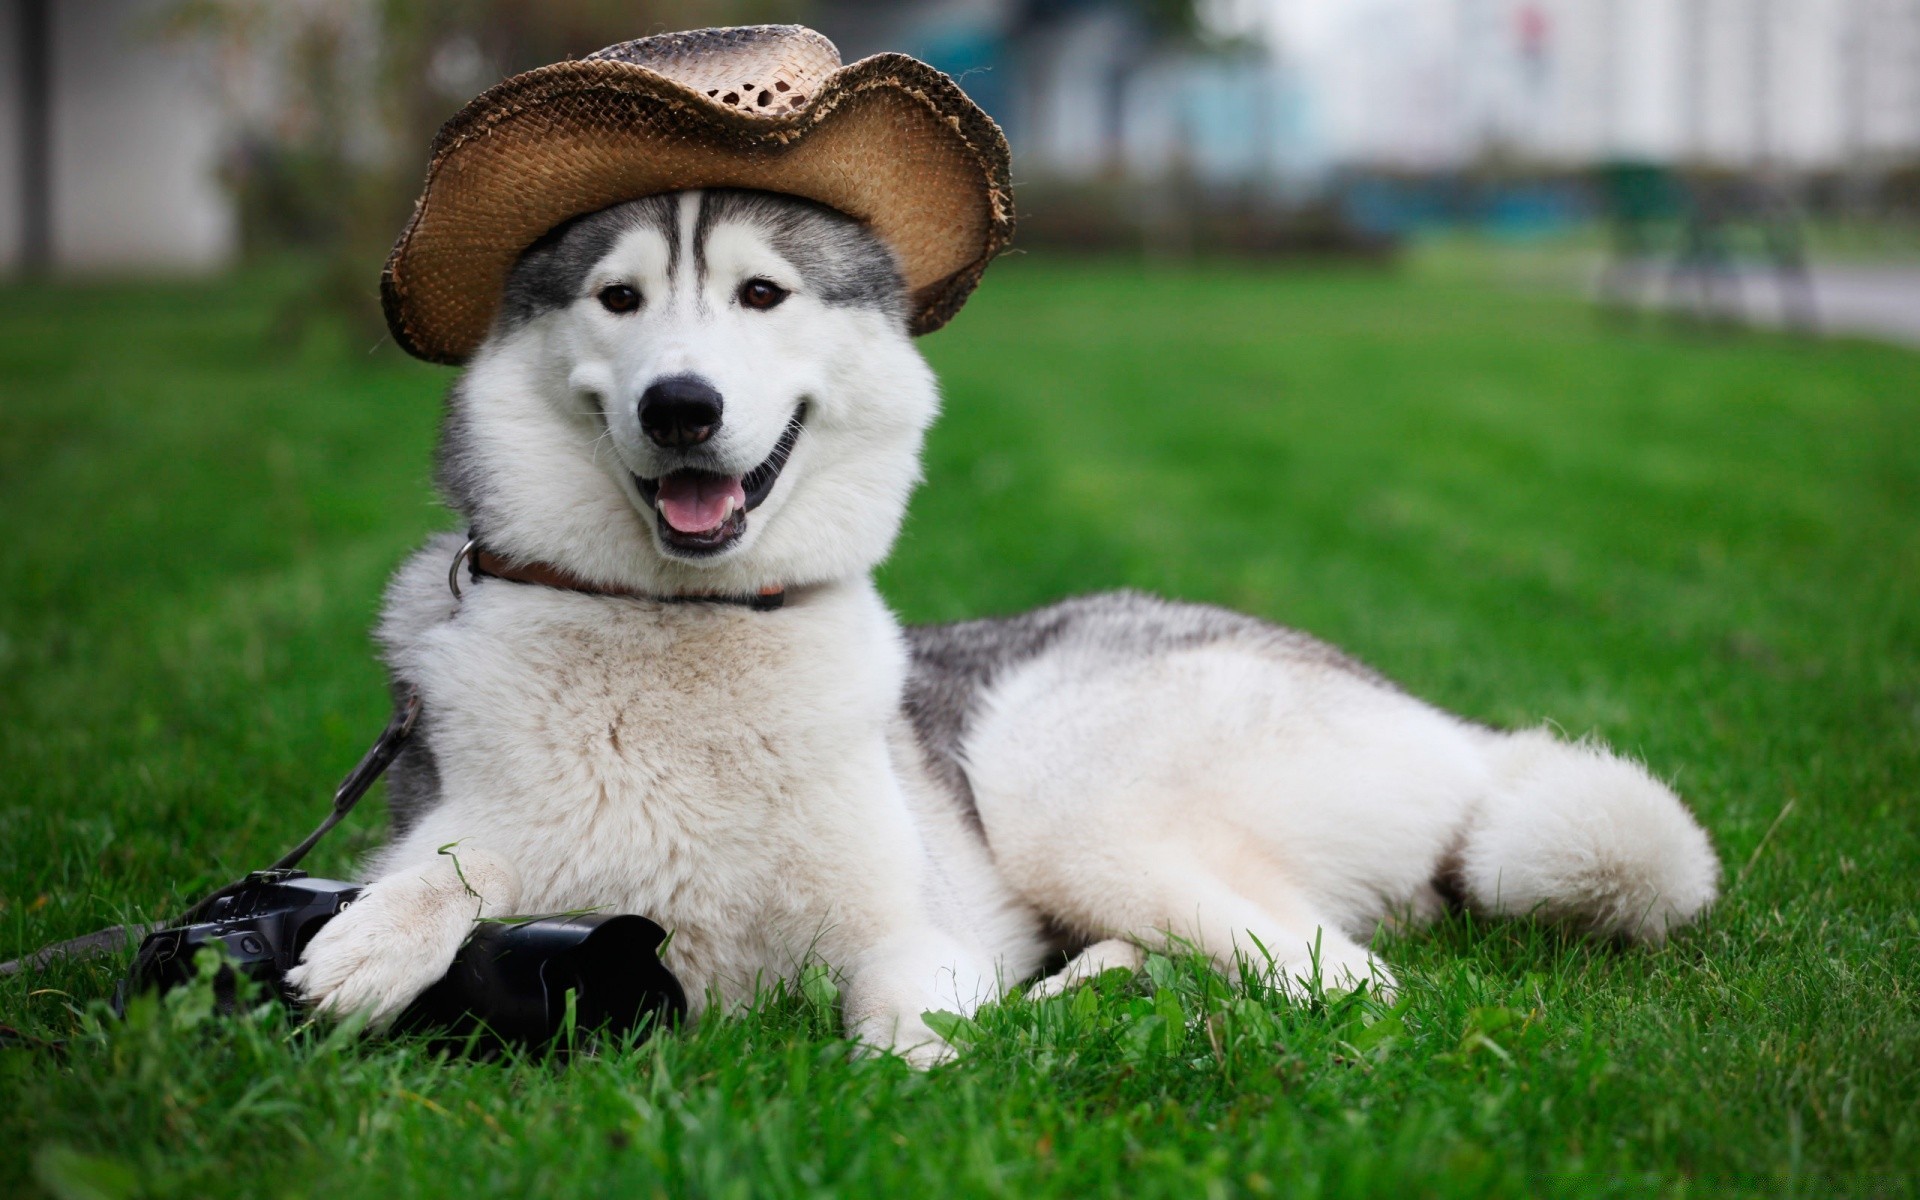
[
  {"left": 294, "top": 191, "right": 1720, "bottom": 1059},
  {"left": 1457, "top": 730, "right": 1721, "bottom": 943}
]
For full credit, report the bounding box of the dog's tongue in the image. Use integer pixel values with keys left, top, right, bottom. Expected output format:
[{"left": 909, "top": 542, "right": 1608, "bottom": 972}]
[{"left": 656, "top": 471, "right": 746, "bottom": 534}]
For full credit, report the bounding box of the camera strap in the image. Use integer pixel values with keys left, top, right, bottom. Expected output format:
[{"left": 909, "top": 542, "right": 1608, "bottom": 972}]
[{"left": 269, "top": 688, "right": 421, "bottom": 872}]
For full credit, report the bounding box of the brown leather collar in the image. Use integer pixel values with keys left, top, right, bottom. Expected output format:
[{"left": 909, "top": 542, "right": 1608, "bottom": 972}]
[{"left": 463, "top": 542, "right": 785, "bottom": 611}]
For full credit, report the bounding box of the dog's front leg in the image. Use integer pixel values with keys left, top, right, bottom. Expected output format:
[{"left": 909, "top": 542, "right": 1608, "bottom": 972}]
[
  {"left": 809, "top": 734, "right": 999, "bottom": 1066},
  {"left": 286, "top": 846, "right": 521, "bottom": 1026},
  {"left": 840, "top": 929, "right": 994, "bottom": 1068}
]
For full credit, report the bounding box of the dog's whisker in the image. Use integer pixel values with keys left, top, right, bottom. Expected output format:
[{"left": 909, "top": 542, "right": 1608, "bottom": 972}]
[{"left": 586, "top": 410, "right": 618, "bottom": 468}]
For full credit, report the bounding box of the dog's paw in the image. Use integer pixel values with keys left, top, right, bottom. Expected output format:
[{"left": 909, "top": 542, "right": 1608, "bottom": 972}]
[
  {"left": 846, "top": 999, "right": 968, "bottom": 1069},
  {"left": 850, "top": 1012, "right": 958, "bottom": 1068},
  {"left": 1027, "top": 972, "right": 1080, "bottom": 1001},
  {"left": 895, "top": 1030, "right": 958, "bottom": 1069},
  {"left": 285, "top": 877, "right": 478, "bottom": 1026},
  {"left": 1260, "top": 950, "right": 1397, "bottom": 1005},
  {"left": 1030, "top": 938, "right": 1144, "bottom": 999}
]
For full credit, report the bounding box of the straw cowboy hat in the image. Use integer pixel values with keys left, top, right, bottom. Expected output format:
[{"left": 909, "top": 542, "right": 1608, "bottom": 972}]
[{"left": 381, "top": 24, "right": 1015, "bottom": 364}]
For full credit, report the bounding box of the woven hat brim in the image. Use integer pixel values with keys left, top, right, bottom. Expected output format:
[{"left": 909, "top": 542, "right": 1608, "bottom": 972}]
[{"left": 382, "top": 53, "right": 1014, "bottom": 364}]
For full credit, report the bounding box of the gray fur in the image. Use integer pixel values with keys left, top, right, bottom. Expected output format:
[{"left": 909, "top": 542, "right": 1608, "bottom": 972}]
[
  {"left": 383, "top": 718, "right": 442, "bottom": 839},
  {"left": 434, "top": 381, "right": 484, "bottom": 527},
  {"left": 496, "top": 195, "right": 680, "bottom": 329},
  {"left": 904, "top": 591, "right": 1391, "bottom": 820},
  {"left": 695, "top": 189, "right": 906, "bottom": 318},
  {"left": 496, "top": 189, "right": 903, "bottom": 338}
]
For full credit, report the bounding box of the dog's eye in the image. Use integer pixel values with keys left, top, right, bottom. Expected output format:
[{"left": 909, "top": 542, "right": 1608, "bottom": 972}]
[
  {"left": 598, "top": 284, "right": 641, "bottom": 314},
  {"left": 739, "top": 279, "right": 788, "bottom": 311}
]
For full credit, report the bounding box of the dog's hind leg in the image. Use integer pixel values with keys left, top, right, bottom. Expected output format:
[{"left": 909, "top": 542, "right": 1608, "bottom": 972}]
[
  {"left": 962, "top": 642, "right": 1446, "bottom": 1002},
  {"left": 1033, "top": 849, "right": 1394, "bottom": 1001}
]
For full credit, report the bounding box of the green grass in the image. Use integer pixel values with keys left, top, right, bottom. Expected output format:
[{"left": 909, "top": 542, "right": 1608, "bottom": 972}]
[{"left": 3, "top": 254, "right": 1917, "bottom": 1197}]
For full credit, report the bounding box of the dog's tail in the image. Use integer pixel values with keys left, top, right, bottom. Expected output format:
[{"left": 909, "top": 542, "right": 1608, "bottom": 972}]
[{"left": 1454, "top": 728, "right": 1719, "bottom": 944}]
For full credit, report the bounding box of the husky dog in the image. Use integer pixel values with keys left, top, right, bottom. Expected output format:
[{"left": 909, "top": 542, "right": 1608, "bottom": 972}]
[{"left": 288, "top": 190, "right": 1720, "bottom": 1063}]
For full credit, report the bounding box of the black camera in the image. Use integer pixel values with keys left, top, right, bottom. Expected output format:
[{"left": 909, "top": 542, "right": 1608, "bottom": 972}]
[{"left": 124, "top": 869, "right": 686, "bottom": 1049}]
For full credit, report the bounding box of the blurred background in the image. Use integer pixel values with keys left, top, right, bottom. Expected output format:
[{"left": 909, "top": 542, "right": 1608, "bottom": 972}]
[
  {"left": 4, "top": 0, "right": 1920, "bottom": 340},
  {"left": 5, "top": 16, "right": 1919, "bottom": 1171}
]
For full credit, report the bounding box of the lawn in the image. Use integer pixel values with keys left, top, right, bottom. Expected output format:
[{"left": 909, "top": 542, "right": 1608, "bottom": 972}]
[{"left": 2, "top": 252, "right": 1916, "bottom": 1197}]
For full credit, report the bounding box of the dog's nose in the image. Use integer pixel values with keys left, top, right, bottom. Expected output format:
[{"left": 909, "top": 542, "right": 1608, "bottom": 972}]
[{"left": 638, "top": 376, "right": 724, "bottom": 448}]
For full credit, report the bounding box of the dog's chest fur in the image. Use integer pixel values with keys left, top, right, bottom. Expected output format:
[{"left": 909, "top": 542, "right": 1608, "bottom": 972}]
[{"left": 378, "top": 548, "right": 926, "bottom": 1002}]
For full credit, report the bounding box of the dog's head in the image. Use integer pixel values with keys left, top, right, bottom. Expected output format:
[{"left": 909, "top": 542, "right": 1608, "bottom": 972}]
[{"left": 441, "top": 189, "right": 940, "bottom": 594}]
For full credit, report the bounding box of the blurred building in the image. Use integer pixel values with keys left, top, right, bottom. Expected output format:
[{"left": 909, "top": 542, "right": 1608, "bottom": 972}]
[
  {"left": 1, "top": 0, "right": 236, "bottom": 274},
  {"left": 1262, "top": 0, "right": 1920, "bottom": 170},
  {"left": 823, "top": 0, "right": 1920, "bottom": 187},
  {"left": 7, "top": 0, "right": 1920, "bottom": 276}
]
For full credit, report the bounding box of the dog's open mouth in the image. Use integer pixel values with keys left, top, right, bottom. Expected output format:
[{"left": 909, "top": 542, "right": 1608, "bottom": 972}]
[{"left": 635, "top": 405, "right": 805, "bottom": 555}]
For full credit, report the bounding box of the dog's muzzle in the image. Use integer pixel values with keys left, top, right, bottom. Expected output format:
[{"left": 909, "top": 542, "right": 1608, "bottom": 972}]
[{"left": 634, "top": 404, "right": 805, "bottom": 556}]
